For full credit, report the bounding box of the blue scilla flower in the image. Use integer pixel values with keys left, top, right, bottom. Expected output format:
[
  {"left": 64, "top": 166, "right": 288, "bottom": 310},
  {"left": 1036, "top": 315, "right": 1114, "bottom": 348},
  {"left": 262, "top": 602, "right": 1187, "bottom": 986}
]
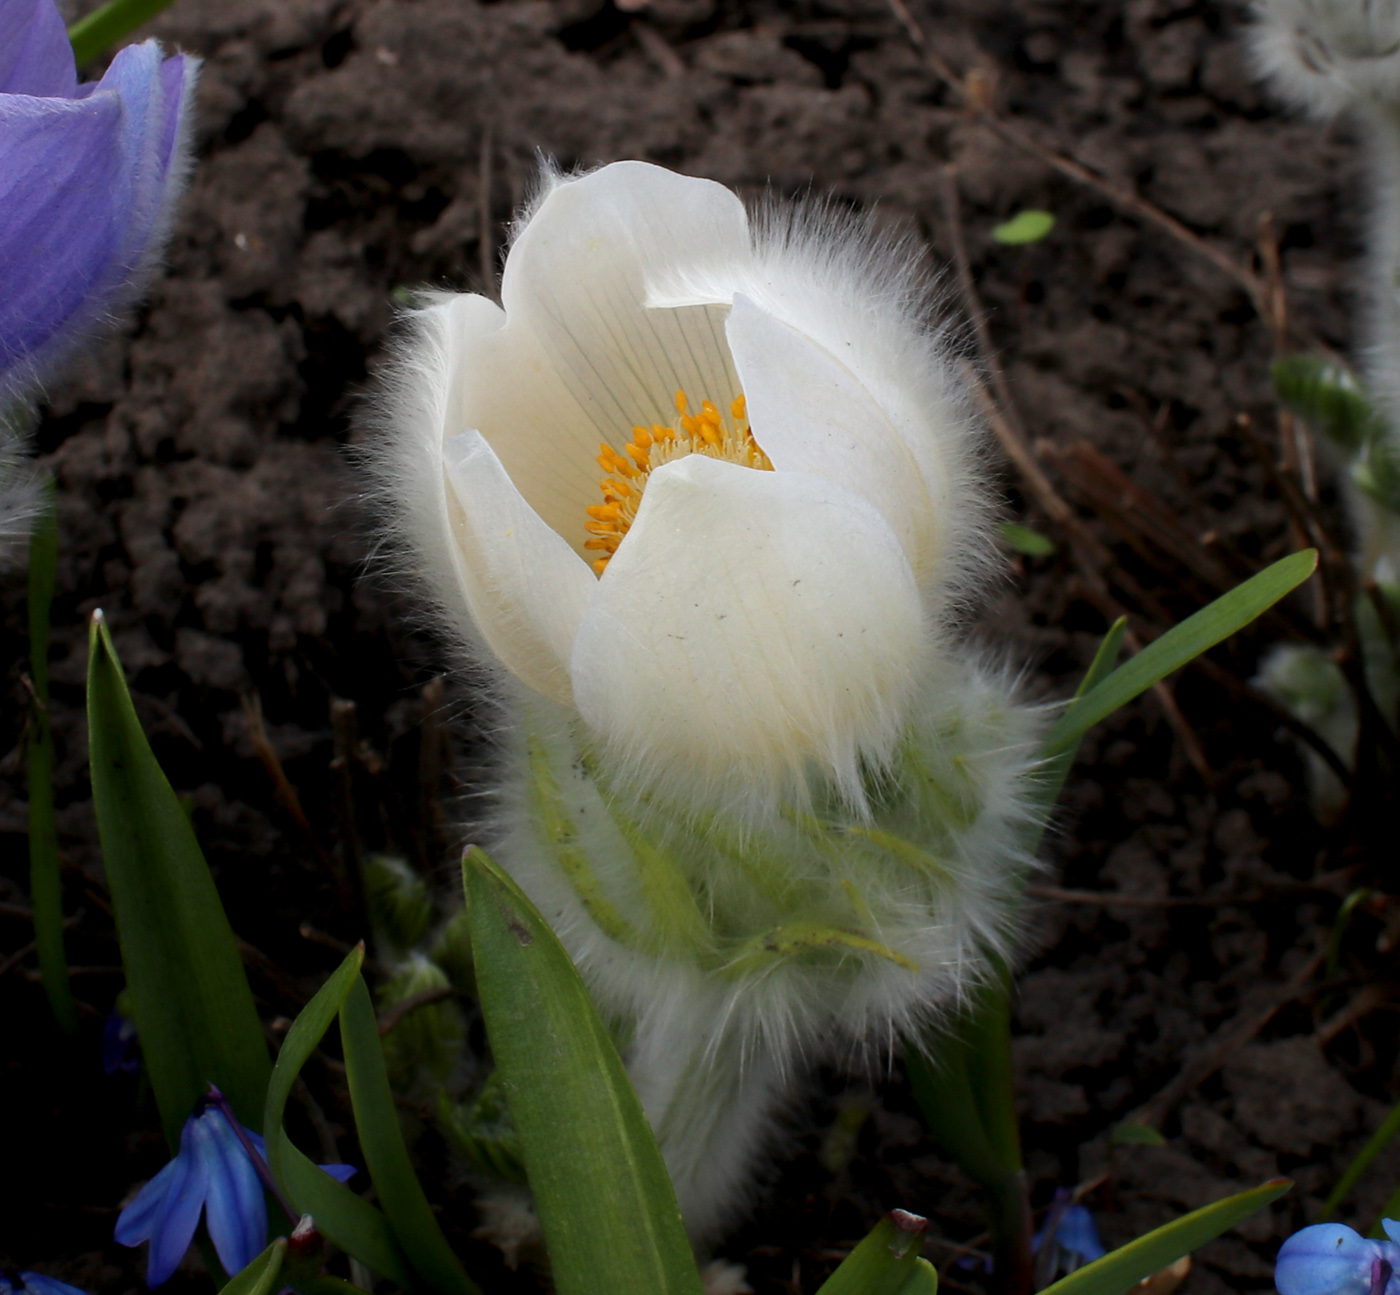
[
  {"left": 1, "top": 1273, "right": 89, "bottom": 1295},
  {"left": 115, "top": 1107, "right": 355, "bottom": 1287},
  {"left": 1276, "top": 1222, "right": 1400, "bottom": 1295},
  {"left": 0, "top": 0, "right": 197, "bottom": 406},
  {"left": 1033, "top": 1196, "right": 1107, "bottom": 1279}
]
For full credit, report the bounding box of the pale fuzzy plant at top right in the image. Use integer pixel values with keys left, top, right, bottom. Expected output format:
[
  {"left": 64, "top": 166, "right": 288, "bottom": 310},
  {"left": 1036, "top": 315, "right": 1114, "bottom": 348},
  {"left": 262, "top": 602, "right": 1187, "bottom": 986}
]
[
  {"left": 1248, "top": 0, "right": 1400, "bottom": 814},
  {"left": 372, "top": 161, "right": 1046, "bottom": 1242}
]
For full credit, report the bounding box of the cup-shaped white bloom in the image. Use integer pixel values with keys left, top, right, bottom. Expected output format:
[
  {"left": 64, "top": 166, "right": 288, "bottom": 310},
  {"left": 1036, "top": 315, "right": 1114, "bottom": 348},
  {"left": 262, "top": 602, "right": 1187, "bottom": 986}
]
[
  {"left": 375, "top": 161, "right": 1040, "bottom": 1239},
  {"left": 1249, "top": 0, "right": 1400, "bottom": 115},
  {"left": 378, "top": 161, "right": 991, "bottom": 814}
]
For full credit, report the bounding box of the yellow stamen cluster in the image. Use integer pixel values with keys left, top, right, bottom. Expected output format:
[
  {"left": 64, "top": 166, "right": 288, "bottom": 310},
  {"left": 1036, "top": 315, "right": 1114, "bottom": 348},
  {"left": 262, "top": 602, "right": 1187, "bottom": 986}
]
[{"left": 585, "top": 389, "right": 773, "bottom": 575}]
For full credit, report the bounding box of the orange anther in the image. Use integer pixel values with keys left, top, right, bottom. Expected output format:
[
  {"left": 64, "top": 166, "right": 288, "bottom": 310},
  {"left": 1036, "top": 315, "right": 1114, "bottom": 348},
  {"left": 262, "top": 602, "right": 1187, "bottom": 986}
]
[
  {"left": 731, "top": 394, "right": 747, "bottom": 420},
  {"left": 626, "top": 442, "right": 649, "bottom": 466},
  {"left": 674, "top": 389, "right": 688, "bottom": 414},
  {"left": 632, "top": 426, "right": 653, "bottom": 448},
  {"left": 592, "top": 557, "right": 610, "bottom": 575}
]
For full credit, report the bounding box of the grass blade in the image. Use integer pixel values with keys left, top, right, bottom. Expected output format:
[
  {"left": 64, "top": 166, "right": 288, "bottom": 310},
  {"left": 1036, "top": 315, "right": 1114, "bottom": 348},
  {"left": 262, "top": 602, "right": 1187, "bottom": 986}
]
[
  {"left": 87, "top": 610, "right": 269, "bottom": 1144},
  {"left": 815, "top": 1212, "right": 930, "bottom": 1295},
  {"left": 1322, "top": 1097, "right": 1400, "bottom": 1221},
  {"left": 68, "top": 0, "right": 179, "bottom": 66},
  {"left": 219, "top": 1241, "right": 285, "bottom": 1295},
  {"left": 27, "top": 478, "right": 76, "bottom": 1033},
  {"left": 1040, "top": 1179, "right": 1292, "bottom": 1295},
  {"left": 339, "top": 976, "right": 478, "bottom": 1295},
  {"left": 461, "top": 846, "right": 703, "bottom": 1295},
  {"left": 1030, "top": 617, "right": 1127, "bottom": 827},
  {"left": 1044, "top": 551, "right": 1318, "bottom": 755},
  {"left": 261, "top": 947, "right": 417, "bottom": 1290}
]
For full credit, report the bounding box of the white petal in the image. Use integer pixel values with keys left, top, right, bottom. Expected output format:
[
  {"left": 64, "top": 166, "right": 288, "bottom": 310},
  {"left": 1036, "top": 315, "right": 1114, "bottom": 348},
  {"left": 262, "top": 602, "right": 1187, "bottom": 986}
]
[
  {"left": 726, "top": 293, "right": 936, "bottom": 579},
  {"left": 569, "top": 455, "right": 925, "bottom": 809},
  {"left": 435, "top": 164, "right": 754, "bottom": 560},
  {"left": 442, "top": 431, "right": 596, "bottom": 704}
]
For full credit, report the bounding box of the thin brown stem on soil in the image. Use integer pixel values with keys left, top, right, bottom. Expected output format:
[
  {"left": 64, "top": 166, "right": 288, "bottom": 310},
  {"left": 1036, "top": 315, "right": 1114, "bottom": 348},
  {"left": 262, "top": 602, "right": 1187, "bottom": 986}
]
[
  {"left": 242, "top": 692, "right": 335, "bottom": 871},
  {"left": 377, "top": 984, "right": 458, "bottom": 1036},
  {"left": 1315, "top": 983, "right": 1391, "bottom": 1047},
  {"left": 939, "top": 167, "right": 1214, "bottom": 780},
  {"left": 894, "top": 1, "right": 1270, "bottom": 318}
]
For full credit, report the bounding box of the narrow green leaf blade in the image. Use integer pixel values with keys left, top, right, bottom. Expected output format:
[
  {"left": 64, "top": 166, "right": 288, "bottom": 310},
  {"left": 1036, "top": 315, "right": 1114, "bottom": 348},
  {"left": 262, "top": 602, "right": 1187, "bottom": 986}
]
[
  {"left": 261, "top": 947, "right": 417, "bottom": 1291},
  {"left": 462, "top": 846, "right": 704, "bottom": 1295},
  {"left": 86, "top": 612, "right": 270, "bottom": 1144},
  {"left": 1027, "top": 616, "right": 1126, "bottom": 840},
  {"left": 1040, "top": 1179, "right": 1292, "bottom": 1295},
  {"left": 27, "top": 479, "right": 76, "bottom": 1033},
  {"left": 219, "top": 1241, "right": 285, "bottom": 1295},
  {"left": 1044, "top": 551, "right": 1318, "bottom": 754},
  {"left": 68, "top": 0, "right": 179, "bottom": 65},
  {"left": 339, "top": 976, "right": 478, "bottom": 1295},
  {"left": 1322, "top": 1097, "right": 1400, "bottom": 1220},
  {"left": 815, "top": 1213, "right": 928, "bottom": 1295}
]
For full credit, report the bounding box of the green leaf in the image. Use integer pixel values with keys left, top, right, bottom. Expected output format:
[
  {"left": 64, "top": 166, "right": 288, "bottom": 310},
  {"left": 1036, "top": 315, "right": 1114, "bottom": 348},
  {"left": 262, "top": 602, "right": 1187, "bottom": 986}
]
[
  {"left": 993, "top": 210, "right": 1056, "bottom": 245},
  {"left": 1271, "top": 356, "right": 1382, "bottom": 454},
  {"left": 87, "top": 612, "right": 270, "bottom": 1144},
  {"left": 68, "top": 0, "right": 180, "bottom": 66},
  {"left": 1110, "top": 1122, "right": 1167, "bottom": 1147},
  {"left": 1322, "top": 1094, "right": 1400, "bottom": 1221},
  {"left": 1355, "top": 432, "right": 1400, "bottom": 515},
  {"left": 27, "top": 478, "right": 76, "bottom": 1033},
  {"left": 999, "top": 521, "right": 1057, "bottom": 557},
  {"left": 897, "top": 1259, "right": 939, "bottom": 1295},
  {"left": 1029, "top": 617, "right": 1127, "bottom": 832},
  {"left": 1040, "top": 1179, "right": 1292, "bottom": 1295},
  {"left": 261, "top": 947, "right": 417, "bottom": 1290},
  {"left": 219, "top": 1241, "right": 286, "bottom": 1295},
  {"left": 461, "top": 846, "right": 704, "bottom": 1295},
  {"left": 339, "top": 976, "right": 478, "bottom": 1295},
  {"left": 815, "top": 1212, "right": 930, "bottom": 1295},
  {"left": 1044, "top": 551, "right": 1318, "bottom": 755}
]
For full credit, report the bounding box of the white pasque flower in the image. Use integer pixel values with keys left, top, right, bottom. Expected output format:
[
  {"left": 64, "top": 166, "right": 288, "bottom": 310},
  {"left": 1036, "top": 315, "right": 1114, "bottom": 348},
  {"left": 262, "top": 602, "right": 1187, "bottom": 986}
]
[
  {"left": 375, "top": 161, "right": 1041, "bottom": 1239},
  {"left": 378, "top": 160, "right": 991, "bottom": 814},
  {"left": 1249, "top": 0, "right": 1400, "bottom": 116}
]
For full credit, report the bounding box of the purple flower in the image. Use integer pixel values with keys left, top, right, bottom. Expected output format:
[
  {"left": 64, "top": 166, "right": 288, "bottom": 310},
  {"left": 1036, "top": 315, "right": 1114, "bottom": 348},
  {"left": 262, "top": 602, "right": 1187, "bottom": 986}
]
[
  {"left": 115, "top": 1108, "right": 355, "bottom": 1287},
  {"left": 0, "top": 0, "right": 197, "bottom": 405},
  {"left": 0, "top": 1274, "right": 89, "bottom": 1295},
  {"left": 1276, "top": 1222, "right": 1400, "bottom": 1295}
]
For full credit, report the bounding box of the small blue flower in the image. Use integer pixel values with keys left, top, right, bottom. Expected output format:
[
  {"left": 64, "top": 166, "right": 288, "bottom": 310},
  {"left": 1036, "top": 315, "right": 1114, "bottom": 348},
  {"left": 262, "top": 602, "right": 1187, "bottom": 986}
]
[
  {"left": 1, "top": 1273, "right": 90, "bottom": 1295},
  {"left": 1276, "top": 1223, "right": 1400, "bottom": 1295},
  {"left": 1033, "top": 1196, "right": 1107, "bottom": 1278},
  {"left": 115, "top": 1107, "right": 355, "bottom": 1287},
  {"left": 0, "top": 0, "right": 198, "bottom": 405},
  {"left": 102, "top": 1009, "right": 140, "bottom": 1076}
]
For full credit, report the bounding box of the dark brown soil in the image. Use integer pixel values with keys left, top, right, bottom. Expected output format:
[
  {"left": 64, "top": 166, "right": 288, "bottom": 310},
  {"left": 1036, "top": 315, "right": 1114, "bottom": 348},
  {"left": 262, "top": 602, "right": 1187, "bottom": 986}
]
[{"left": 2, "top": 0, "right": 1395, "bottom": 1292}]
